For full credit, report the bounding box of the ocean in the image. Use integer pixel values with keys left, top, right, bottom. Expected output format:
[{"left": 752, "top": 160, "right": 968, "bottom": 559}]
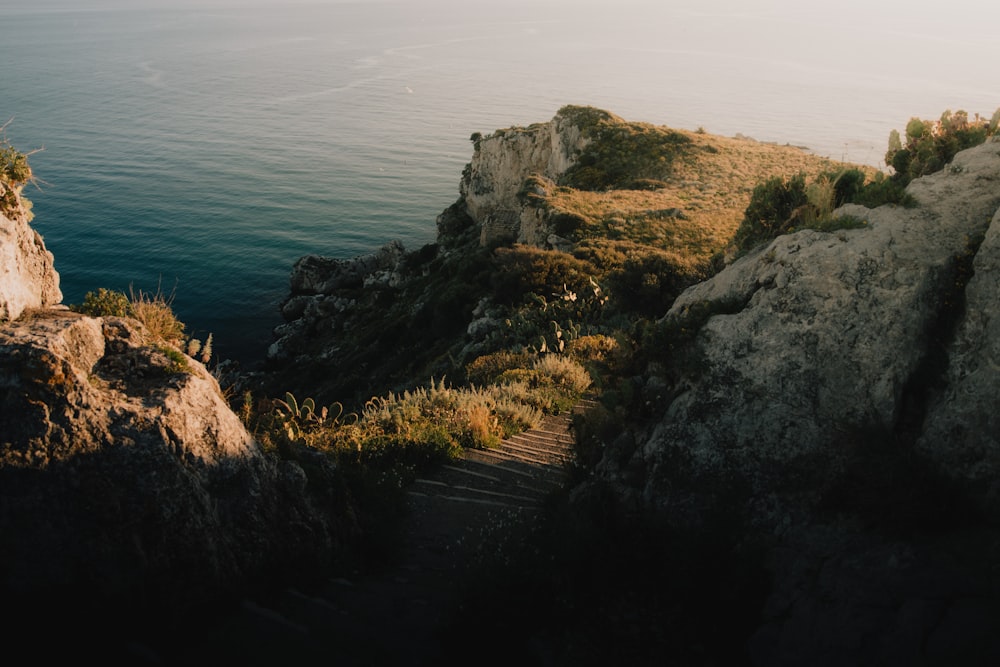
[{"left": 2, "top": 0, "right": 997, "bottom": 365}]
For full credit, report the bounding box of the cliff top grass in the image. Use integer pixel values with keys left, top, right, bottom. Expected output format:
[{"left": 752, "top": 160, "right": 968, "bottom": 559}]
[{"left": 537, "top": 105, "right": 878, "bottom": 266}]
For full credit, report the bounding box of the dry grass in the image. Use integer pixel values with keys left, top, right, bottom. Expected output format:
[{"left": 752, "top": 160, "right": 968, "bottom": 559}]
[
  {"left": 542, "top": 129, "right": 877, "bottom": 264},
  {"left": 128, "top": 285, "right": 185, "bottom": 345}
]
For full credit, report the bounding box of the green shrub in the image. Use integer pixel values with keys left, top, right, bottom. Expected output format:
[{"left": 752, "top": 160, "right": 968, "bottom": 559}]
[
  {"left": 732, "top": 164, "right": 921, "bottom": 255},
  {"left": 72, "top": 285, "right": 213, "bottom": 364},
  {"left": 0, "top": 129, "right": 39, "bottom": 215},
  {"left": 556, "top": 105, "right": 692, "bottom": 191},
  {"left": 466, "top": 350, "right": 534, "bottom": 386},
  {"left": 75, "top": 288, "right": 133, "bottom": 318},
  {"left": 533, "top": 354, "right": 592, "bottom": 396},
  {"left": 492, "top": 245, "right": 598, "bottom": 307},
  {"left": 732, "top": 173, "right": 809, "bottom": 253},
  {"left": 885, "top": 108, "right": 997, "bottom": 186},
  {"left": 850, "top": 171, "right": 917, "bottom": 208},
  {"left": 606, "top": 250, "right": 708, "bottom": 317},
  {"left": 0, "top": 144, "right": 32, "bottom": 186}
]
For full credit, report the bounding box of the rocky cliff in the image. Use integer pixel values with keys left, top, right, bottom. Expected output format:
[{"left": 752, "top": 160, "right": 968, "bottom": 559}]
[
  {"left": 592, "top": 137, "right": 1000, "bottom": 665},
  {"left": 0, "top": 189, "right": 348, "bottom": 650},
  {"left": 0, "top": 182, "right": 61, "bottom": 320},
  {"left": 461, "top": 109, "right": 588, "bottom": 247},
  {"left": 264, "top": 106, "right": 853, "bottom": 408}
]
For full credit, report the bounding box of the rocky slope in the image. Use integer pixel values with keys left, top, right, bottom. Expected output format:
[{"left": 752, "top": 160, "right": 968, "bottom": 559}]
[
  {"left": 592, "top": 137, "right": 1000, "bottom": 665},
  {"left": 7, "top": 109, "right": 1000, "bottom": 663},
  {"left": 0, "top": 188, "right": 349, "bottom": 655},
  {"left": 0, "top": 181, "right": 61, "bottom": 320}
]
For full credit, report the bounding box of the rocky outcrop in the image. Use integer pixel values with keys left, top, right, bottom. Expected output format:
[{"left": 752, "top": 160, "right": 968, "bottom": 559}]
[
  {"left": 268, "top": 240, "right": 406, "bottom": 363},
  {"left": 0, "top": 310, "right": 347, "bottom": 637},
  {"left": 0, "top": 186, "right": 61, "bottom": 320},
  {"left": 593, "top": 138, "right": 1000, "bottom": 664},
  {"left": 460, "top": 109, "right": 590, "bottom": 247}
]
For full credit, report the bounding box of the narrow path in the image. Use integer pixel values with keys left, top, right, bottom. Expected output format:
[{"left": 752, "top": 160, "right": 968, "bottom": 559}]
[{"left": 166, "top": 397, "right": 599, "bottom": 666}]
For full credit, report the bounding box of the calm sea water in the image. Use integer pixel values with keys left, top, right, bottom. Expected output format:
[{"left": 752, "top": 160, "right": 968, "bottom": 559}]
[{"left": 2, "top": 0, "right": 997, "bottom": 364}]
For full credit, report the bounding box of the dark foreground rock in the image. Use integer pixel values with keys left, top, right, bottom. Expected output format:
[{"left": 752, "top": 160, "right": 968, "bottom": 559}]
[
  {"left": 0, "top": 309, "right": 352, "bottom": 655},
  {"left": 591, "top": 138, "right": 1000, "bottom": 665}
]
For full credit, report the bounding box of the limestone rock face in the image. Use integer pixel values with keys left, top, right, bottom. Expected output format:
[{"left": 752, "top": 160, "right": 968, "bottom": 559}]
[
  {"left": 594, "top": 138, "right": 1000, "bottom": 664},
  {"left": 0, "top": 188, "right": 61, "bottom": 320},
  {"left": 0, "top": 310, "right": 342, "bottom": 623},
  {"left": 460, "top": 110, "right": 589, "bottom": 247},
  {"left": 624, "top": 138, "right": 1000, "bottom": 524}
]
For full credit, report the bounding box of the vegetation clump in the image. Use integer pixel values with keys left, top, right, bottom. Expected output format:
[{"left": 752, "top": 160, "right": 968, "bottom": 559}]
[
  {"left": 72, "top": 285, "right": 213, "bottom": 366},
  {"left": 886, "top": 108, "right": 999, "bottom": 186},
  {"left": 558, "top": 105, "right": 693, "bottom": 191},
  {"left": 0, "top": 126, "right": 40, "bottom": 218},
  {"left": 730, "top": 107, "right": 998, "bottom": 256}
]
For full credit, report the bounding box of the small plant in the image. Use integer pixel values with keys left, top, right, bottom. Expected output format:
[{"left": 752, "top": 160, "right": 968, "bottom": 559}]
[
  {"left": 75, "top": 287, "right": 132, "bottom": 318},
  {"left": 0, "top": 122, "right": 42, "bottom": 216},
  {"left": 156, "top": 344, "right": 190, "bottom": 375},
  {"left": 186, "top": 333, "right": 213, "bottom": 365},
  {"left": 128, "top": 284, "right": 185, "bottom": 345},
  {"left": 272, "top": 391, "right": 350, "bottom": 441}
]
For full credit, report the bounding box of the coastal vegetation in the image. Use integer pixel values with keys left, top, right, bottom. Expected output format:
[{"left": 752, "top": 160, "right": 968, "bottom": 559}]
[
  {"left": 0, "top": 124, "right": 40, "bottom": 219},
  {"left": 8, "top": 102, "right": 998, "bottom": 659},
  {"left": 731, "top": 108, "right": 999, "bottom": 256},
  {"left": 18, "top": 103, "right": 999, "bottom": 550},
  {"left": 71, "top": 285, "right": 213, "bottom": 366},
  {"left": 253, "top": 104, "right": 999, "bottom": 522}
]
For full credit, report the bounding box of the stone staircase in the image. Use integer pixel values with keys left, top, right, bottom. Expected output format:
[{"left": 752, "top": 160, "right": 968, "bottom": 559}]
[{"left": 156, "top": 397, "right": 599, "bottom": 666}]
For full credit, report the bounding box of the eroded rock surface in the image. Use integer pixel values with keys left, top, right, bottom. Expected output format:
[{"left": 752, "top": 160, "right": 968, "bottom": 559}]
[
  {"left": 0, "top": 187, "right": 61, "bottom": 320},
  {"left": 0, "top": 311, "right": 345, "bottom": 629},
  {"left": 591, "top": 138, "right": 1000, "bottom": 664},
  {"left": 461, "top": 109, "right": 588, "bottom": 247}
]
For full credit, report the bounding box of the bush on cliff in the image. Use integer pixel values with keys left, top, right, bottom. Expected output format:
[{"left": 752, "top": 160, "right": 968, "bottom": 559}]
[
  {"left": 732, "top": 168, "right": 906, "bottom": 255},
  {"left": 558, "top": 105, "right": 692, "bottom": 190},
  {"left": 72, "top": 286, "right": 213, "bottom": 364},
  {"left": 886, "top": 108, "right": 999, "bottom": 186},
  {"left": 0, "top": 130, "right": 39, "bottom": 217}
]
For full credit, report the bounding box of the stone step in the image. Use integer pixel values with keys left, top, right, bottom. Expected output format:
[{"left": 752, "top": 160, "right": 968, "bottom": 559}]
[
  {"left": 502, "top": 436, "right": 573, "bottom": 461},
  {"left": 526, "top": 425, "right": 576, "bottom": 442},
  {"left": 412, "top": 477, "right": 545, "bottom": 504},
  {"left": 478, "top": 443, "right": 561, "bottom": 467},
  {"left": 165, "top": 398, "right": 596, "bottom": 665},
  {"left": 434, "top": 462, "right": 561, "bottom": 497},
  {"left": 508, "top": 429, "right": 575, "bottom": 448},
  {"left": 407, "top": 488, "right": 541, "bottom": 510}
]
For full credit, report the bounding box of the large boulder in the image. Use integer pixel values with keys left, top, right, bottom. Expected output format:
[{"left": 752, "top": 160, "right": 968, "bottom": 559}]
[
  {"left": 594, "top": 138, "right": 1000, "bottom": 664},
  {"left": 0, "top": 310, "right": 346, "bottom": 636},
  {"left": 0, "top": 185, "right": 61, "bottom": 320},
  {"left": 624, "top": 137, "right": 1000, "bottom": 523}
]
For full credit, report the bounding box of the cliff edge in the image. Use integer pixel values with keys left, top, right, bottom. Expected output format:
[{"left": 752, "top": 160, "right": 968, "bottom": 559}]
[
  {"left": 0, "top": 187, "right": 349, "bottom": 655},
  {"left": 0, "top": 180, "right": 60, "bottom": 320}
]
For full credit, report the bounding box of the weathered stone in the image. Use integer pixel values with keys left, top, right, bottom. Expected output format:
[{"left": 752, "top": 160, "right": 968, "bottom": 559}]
[
  {"left": 917, "top": 202, "right": 1000, "bottom": 503},
  {"left": 461, "top": 110, "right": 589, "bottom": 247},
  {"left": 289, "top": 240, "right": 405, "bottom": 295},
  {"left": 0, "top": 311, "right": 344, "bottom": 624},
  {"left": 591, "top": 138, "right": 1000, "bottom": 665},
  {"left": 0, "top": 188, "right": 61, "bottom": 321},
  {"left": 624, "top": 138, "right": 1000, "bottom": 526}
]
